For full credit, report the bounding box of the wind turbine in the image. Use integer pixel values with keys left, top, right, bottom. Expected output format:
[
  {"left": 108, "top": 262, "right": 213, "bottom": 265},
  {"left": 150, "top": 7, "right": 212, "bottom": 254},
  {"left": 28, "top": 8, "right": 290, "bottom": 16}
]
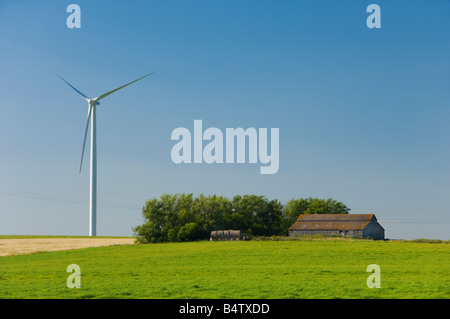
[{"left": 48, "top": 68, "right": 153, "bottom": 236}]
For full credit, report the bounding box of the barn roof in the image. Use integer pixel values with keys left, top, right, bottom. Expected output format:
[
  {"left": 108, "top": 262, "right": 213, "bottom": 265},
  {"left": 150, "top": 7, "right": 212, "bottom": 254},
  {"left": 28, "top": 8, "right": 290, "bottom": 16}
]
[{"left": 289, "top": 214, "right": 376, "bottom": 231}]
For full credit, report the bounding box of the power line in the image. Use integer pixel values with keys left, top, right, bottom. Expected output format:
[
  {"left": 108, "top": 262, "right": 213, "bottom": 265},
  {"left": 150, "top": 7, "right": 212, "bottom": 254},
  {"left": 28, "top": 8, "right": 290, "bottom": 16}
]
[
  {"left": 0, "top": 179, "right": 146, "bottom": 201},
  {"left": 379, "top": 219, "right": 450, "bottom": 224},
  {"left": 0, "top": 189, "right": 141, "bottom": 210},
  {"left": 1, "top": 185, "right": 449, "bottom": 223},
  {"left": 353, "top": 207, "right": 450, "bottom": 212}
]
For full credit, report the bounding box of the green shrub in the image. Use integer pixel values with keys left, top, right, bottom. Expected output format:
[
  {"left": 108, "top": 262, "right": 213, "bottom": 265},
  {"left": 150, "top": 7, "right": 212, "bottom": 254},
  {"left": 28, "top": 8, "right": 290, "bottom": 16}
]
[
  {"left": 167, "top": 226, "right": 181, "bottom": 242},
  {"left": 177, "top": 223, "right": 201, "bottom": 242}
]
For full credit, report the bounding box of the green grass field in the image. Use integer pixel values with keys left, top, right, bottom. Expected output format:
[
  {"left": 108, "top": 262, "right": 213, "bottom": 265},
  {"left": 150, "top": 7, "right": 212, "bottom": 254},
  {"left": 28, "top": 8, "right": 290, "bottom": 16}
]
[{"left": 0, "top": 238, "right": 448, "bottom": 299}]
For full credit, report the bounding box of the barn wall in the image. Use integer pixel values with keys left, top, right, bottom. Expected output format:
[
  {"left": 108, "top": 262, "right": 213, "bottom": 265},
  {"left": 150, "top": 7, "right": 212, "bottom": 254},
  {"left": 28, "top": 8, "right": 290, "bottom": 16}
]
[
  {"left": 288, "top": 229, "right": 363, "bottom": 238},
  {"left": 362, "top": 221, "right": 385, "bottom": 240}
]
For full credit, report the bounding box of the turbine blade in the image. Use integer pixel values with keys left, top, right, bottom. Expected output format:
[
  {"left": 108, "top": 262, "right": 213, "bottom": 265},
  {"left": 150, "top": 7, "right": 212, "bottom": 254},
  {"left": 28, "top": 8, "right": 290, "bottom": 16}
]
[
  {"left": 93, "top": 72, "right": 153, "bottom": 102},
  {"left": 45, "top": 65, "right": 90, "bottom": 102},
  {"left": 79, "top": 104, "right": 92, "bottom": 173}
]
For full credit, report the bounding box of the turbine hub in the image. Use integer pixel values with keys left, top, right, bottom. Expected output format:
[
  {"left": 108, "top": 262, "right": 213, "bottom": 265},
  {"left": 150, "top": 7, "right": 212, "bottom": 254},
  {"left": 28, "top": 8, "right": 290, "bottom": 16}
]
[{"left": 89, "top": 100, "right": 100, "bottom": 106}]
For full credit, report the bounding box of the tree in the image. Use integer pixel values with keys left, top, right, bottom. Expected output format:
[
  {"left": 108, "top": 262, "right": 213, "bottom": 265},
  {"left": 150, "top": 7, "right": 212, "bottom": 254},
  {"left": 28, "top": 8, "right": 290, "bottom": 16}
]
[
  {"left": 228, "top": 195, "right": 258, "bottom": 234},
  {"left": 132, "top": 198, "right": 167, "bottom": 243},
  {"left": 251, "top": 198, "right": 283, "bottom": 236},
  {"left": 177, "top": 222, "right": 202, "bottom": 242},
  {"left": 191, "top": 194, "right": 232, "bottom": 236},
  {"left": 228, "top": 195, "right": 283, "bottom": 236},
  {"left": 133, "top": 193, "right": 195, "bottom": 243}
]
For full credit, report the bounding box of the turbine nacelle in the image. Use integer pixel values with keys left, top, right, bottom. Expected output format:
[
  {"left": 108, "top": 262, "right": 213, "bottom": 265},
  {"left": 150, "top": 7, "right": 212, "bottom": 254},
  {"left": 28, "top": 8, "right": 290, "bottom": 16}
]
[{"left": 88, "top": 99, "right": 100, "bottom": 106}]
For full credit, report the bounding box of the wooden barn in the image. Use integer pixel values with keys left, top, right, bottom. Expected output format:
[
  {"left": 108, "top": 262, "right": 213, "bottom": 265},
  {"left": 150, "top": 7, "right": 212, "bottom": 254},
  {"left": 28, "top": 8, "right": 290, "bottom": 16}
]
[{"left": 288, "top": 214, "right": 385, "bottom": 240}]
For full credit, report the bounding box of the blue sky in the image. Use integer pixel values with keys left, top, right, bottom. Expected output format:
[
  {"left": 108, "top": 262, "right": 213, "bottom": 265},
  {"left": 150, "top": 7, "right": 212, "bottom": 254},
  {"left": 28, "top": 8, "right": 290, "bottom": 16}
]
[{"left": 0, "top": 0, "right": 449, "bottom": 239}]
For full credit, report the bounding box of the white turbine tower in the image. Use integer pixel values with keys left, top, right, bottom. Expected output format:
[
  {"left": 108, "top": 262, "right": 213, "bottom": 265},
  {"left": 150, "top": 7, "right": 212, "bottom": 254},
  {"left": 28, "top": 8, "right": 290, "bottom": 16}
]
[{"left": 48, "top": 68, "right": 153, "bottom": 236}]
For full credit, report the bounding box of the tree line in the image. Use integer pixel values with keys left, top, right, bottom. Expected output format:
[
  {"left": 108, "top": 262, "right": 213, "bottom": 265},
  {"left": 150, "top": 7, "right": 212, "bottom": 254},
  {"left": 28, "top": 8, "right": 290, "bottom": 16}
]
[{"left": 133, "top": 194, "right": 350, "bottom": 243}]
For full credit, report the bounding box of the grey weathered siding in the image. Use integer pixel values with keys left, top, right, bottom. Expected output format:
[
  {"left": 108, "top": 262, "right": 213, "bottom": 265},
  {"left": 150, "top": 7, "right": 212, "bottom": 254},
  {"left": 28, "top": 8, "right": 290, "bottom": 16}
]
[
  {"left": 288, "top": 229, "right": 363, "bottom": 238},
  {"left": 362, "top": 219, "right": 385, "bottom": 240}
]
